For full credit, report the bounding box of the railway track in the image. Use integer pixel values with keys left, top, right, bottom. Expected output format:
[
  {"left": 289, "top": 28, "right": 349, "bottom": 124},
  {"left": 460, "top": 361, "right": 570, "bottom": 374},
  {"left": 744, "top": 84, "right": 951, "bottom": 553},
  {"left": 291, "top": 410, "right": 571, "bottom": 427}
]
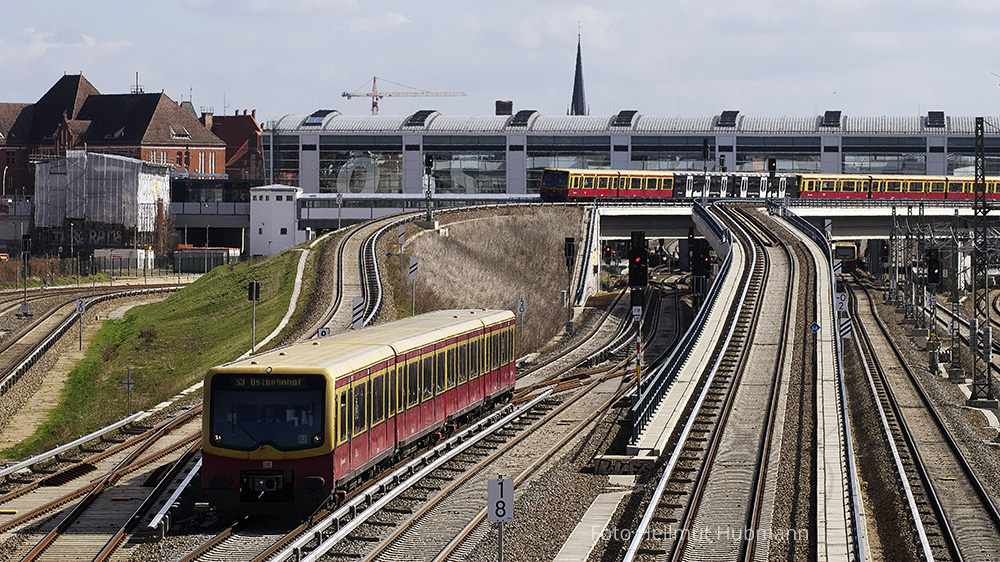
[
  {"left": 621, "top": 205, "right": 792, "bottom": 561},
  {"left": 850, "top": 279, "right": 1000, "bottom": 560},
  {"left": 0, "top": 407, "right": 202, "bottom": 561}
]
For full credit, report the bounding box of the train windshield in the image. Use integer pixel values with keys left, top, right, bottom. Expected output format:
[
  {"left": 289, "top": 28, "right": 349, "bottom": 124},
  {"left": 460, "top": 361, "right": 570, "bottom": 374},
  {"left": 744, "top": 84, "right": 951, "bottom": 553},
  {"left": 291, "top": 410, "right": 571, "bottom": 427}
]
[
  {"left": 834, "top": 245, "right": 856, "bottom": 259},
  {"left": 208, "top": 373, "right": 326, "bottom": 451},
  {"left": 541, "top": 169, "right": 569, "bottom": 188}
]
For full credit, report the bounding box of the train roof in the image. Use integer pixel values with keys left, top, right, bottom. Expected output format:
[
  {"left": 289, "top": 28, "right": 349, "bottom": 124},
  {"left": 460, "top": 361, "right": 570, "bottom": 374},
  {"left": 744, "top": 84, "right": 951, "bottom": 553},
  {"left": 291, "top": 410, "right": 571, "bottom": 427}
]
[{"left": 207, "top": 309, "right": 513, "bottom": 381}]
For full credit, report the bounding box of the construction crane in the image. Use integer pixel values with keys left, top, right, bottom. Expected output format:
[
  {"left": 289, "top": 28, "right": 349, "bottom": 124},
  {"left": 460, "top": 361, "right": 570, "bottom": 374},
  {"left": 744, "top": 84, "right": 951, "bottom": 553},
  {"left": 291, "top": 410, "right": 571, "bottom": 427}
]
[{"left": 342, "top": 76, "right": 466, "bottom": 115}]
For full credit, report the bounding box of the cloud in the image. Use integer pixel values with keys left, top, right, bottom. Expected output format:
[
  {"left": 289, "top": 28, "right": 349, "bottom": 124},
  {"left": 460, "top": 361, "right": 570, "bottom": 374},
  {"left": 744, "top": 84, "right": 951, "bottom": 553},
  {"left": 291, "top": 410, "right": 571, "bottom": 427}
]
[
  {"left": 0, "top": 28, "right": 130, "bottom": 64},
  {"left": 348, "top": 12, "right": 411, "bottom": 33}
]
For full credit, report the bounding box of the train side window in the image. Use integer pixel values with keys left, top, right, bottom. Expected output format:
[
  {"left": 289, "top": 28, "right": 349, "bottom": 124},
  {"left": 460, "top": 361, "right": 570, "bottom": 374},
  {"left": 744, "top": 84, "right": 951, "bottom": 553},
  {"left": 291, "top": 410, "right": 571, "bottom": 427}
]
[
  {"left": 663, "top": 177, "right": 672, "bottom": 191},
  {"left": 338, "top": 388, "right": 349, "bottom": 445},
  {"left": 583, "top": 176, "right": 594, "bottom": 189},
  {"left": 597, "top": 177, "right": 608, "bottom": 190},
  {"left": 886, "top": 181, "right": 901, "bottom": 192},
  {"left": 842, "top": 181, "right": 855, "bottom": 192},
  {"left": 372, "top": 374, "right": 384, "bottom": 426},
  {"left": 471, "top": 337, "right": 480, "bottom": 379},
  {"left": 458, "top": 342, "right": 468, "bottom": 383},
  {"left": 422, "top": 355, "right": 434, "bottom": 400},
  {"left": 930, "top": 182, "right": 945, "bottom": 193},
  {"left": 908, "top": 181, "right": 924, "bottom": 193},
  {"left": 821, "top": 180, "right": 836, "bottom": 191},
  {"left": 492, "top": 333, "right": 500, "bottom": 370},
  {"left": 436, "top": 350, "right": 446, "bottom": 394},
  {"left": 407, "top": 361, "right": 419, "bottom": 408},
  {"left": 388, "top": 367, "right": 396, "bottom": 416},
  {"left": 949, "top": 181, "right": 964, "bottom": 193},
  {"left": 860, "top": 180, "right": 870, "bottom": 192},
  {"left": 447, "top": 347, "right": 456, "bottom": 388},
  {"left": 804, "top": 180, "right": 814, "bottom": 191},
  {"left": 353, "top": 381, "right": 367, "bottom": 436},
  {"left": 648, "top": 178, "right": 659, "bottom": 191}
]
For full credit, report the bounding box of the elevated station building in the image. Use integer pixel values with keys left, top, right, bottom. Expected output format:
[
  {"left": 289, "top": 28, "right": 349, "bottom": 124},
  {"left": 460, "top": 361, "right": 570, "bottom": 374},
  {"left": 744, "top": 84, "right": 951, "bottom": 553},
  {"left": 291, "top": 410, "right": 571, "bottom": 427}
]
[{"left": 262, "top": 109, "right": 1000, "bottom": 198}]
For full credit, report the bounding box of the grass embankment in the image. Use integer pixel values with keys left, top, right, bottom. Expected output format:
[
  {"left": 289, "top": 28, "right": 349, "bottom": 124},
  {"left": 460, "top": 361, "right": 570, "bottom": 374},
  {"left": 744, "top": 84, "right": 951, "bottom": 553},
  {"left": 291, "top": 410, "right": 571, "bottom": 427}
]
[{"left": 1, "top": 249, "right": 305, "bottom": 458}]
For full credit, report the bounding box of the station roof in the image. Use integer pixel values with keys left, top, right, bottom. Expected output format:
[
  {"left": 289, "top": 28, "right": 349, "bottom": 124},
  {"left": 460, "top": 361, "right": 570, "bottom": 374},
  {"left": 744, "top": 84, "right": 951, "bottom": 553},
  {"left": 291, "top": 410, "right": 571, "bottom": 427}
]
[{"left": 265, "top": 110, "right": 1000, "bottom": 136}]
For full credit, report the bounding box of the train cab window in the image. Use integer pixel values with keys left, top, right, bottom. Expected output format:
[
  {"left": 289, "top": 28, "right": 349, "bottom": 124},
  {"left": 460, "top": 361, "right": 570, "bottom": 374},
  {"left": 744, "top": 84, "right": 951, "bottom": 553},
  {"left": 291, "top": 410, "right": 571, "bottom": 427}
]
[
  {"left": 371, "top": 374, "right": 384, "bottom": 426},
  {"left": 407, "top": 361, "right": 419, "bottom": 408},
  {"left": 353, "top": 382, "right": 366, "bottom": 436},
  {"left": 886, "top": 181, "right": 902, "bottom": 192},
  {"left": 841, "top": 181, "right": 855, "bottom": 192},
  {"left": 458, "top": 343, "right": 468, "bottom": 383},
  {"left": 436, "top": 351, "right": 446, "bottom": 394},
  {"left": 821, "top": 180, "right": 836, "bottom": 191},
  {"left": 208, "top": 373, "right": 327, "bottom": 452},
  {"left": 930, "top": 182, "right": 945, "bottom": 193},
  {"left": 422, "top": 356, "right": 434, "bottom": 400},
  {"left": 908, "top": 181, "right": 925, "bottom": 193}
]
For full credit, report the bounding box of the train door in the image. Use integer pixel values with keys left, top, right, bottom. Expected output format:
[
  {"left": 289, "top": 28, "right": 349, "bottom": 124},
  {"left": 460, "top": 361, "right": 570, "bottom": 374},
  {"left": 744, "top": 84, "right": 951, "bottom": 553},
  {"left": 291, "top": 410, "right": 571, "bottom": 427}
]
[
  {"left": 470, "top": 331, "right": 483, "bottom": 405},
  {"left": 456, "top": 336, "right": 470, "bottom": 415},
  {"left": 420, "top": 350, "right": 438, "bottom": 430},
  {"left": 334, "top": 379, "right": 351, "bottom": 480},
  {"left": 349, "top": 373, "right": 369, "bottom": 473},
  {"left": 369, "top": 368, "right": 387, "bottom": 460},
  {"left": 404, "top": 356, "right": 420, "bottom": 440}
]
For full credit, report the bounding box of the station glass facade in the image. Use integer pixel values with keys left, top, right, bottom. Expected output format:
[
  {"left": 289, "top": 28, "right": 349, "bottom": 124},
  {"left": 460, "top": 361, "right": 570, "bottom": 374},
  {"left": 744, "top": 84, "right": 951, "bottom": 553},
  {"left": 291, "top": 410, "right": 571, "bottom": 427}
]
[
  {"left": 263, "top": 112, "right": 1000, "bottom": 195},
  {"left": 318, "top": 135, "right": 403, "bottom": 194}
]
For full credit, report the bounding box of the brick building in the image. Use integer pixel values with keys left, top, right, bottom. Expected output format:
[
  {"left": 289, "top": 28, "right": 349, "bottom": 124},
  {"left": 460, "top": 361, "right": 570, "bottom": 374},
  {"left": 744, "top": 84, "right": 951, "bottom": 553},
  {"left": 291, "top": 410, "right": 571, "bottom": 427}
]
[{"left": 0, "top": 74, "right": 226, "bottom": 199}]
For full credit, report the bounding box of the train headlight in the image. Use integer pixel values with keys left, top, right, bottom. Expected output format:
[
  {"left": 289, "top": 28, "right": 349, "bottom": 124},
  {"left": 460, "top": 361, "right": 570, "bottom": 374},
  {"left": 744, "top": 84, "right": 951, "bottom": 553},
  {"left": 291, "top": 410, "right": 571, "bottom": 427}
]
[
  {"left": 213, "top": 434, "right": 222, "bottom": 444},
  {"left": 312, "top": 434, "right": 322, "bottom": 444}
]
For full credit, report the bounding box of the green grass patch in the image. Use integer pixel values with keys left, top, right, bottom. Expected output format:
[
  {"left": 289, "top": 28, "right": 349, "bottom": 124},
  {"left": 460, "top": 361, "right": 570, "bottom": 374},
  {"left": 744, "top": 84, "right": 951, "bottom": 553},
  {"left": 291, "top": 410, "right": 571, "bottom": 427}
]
[{"left": 2, "top": 249, "right": 307, "bottom": 459}]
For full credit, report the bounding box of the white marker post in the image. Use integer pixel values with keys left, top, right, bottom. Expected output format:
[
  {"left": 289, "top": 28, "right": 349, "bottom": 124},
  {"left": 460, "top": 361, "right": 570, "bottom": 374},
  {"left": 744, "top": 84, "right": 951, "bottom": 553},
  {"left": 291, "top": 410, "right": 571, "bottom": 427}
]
[
  {"left": 488, "top": 475, "right": 513, "bottom": 562},
  {"left": 76, "top": 299, "right": 86, "bottom": 350}
]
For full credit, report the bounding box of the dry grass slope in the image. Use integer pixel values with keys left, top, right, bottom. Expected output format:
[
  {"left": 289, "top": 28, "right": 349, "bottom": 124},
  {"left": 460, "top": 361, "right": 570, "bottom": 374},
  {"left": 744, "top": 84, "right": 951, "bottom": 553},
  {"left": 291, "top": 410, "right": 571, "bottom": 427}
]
[{"left": 404, "top": 205, "right": 586, "bottom": 354}]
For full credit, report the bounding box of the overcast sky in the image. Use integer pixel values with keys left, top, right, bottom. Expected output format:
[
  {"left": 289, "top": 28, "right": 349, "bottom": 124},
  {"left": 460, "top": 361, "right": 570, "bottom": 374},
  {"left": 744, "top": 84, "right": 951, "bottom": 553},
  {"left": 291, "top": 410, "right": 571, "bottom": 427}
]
[{"left": 4, "top": 1, "right": 1000, "bottom": 123}]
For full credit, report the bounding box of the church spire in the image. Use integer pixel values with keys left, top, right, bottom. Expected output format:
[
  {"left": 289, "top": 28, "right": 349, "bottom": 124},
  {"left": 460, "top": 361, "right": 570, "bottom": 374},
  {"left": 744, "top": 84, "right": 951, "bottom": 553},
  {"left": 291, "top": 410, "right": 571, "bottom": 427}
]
[{"left": 570, "top": 29, "right": 587, "bottom": 116}]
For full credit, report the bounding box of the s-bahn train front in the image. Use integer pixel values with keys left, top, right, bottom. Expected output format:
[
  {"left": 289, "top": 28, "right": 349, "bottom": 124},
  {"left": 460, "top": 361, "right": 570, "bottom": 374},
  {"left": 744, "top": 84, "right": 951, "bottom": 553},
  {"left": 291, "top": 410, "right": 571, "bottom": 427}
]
[{"left": 202, "top": 367, "right": 333, "bottom": 517}]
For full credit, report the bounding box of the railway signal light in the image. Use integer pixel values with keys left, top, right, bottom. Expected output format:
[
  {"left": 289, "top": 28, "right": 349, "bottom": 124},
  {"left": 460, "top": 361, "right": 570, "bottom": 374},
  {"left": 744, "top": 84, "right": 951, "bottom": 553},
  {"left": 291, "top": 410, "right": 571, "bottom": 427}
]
[
  {"left": 629, "top": 231, "right": 648, "bottom": 288},
  {"left": 926, "top": 248, "right": 941, "bottom": 284},
  {"left": 768, "top": 158, "right": 776, "bottom": 173},
  {"left": 879, "top": 242, "right": 889, "bottom": 263},
  {"left": 423, "top": 153, "right": 434, "bottom": 170}
]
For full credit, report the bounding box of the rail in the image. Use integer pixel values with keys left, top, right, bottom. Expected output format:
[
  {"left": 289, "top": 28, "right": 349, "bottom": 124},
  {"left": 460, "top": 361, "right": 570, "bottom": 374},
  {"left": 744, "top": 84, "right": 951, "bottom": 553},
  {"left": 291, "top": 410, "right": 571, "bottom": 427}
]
[
  {"left": 767, "top": 198, "right": 867, "bottom": 562},
  {"left": 0, "top": 411, "right": 146, "bottom": 480}
]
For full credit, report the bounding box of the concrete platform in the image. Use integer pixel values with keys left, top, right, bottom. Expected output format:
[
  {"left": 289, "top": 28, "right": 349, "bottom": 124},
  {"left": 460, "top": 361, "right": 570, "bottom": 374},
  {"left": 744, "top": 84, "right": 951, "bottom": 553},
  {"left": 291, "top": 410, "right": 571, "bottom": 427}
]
[
  {"left": 627, "top": 241, "right": 747, "bottom": 457},
  {"left": 553, "top": 491, "right": 630, "bottom": 562}
]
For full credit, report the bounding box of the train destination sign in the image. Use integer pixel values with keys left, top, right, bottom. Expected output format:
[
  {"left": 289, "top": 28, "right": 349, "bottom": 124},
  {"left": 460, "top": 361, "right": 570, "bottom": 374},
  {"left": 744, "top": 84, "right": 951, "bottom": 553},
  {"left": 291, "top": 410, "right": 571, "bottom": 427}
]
[{"left": 231, "top": 376, "right": 308, "bottom": 389}]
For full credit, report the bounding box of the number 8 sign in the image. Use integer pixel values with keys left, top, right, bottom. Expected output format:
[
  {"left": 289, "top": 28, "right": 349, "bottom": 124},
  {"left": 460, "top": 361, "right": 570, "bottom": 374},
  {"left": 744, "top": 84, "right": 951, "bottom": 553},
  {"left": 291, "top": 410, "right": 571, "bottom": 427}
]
[{"left": 487, "top": 477, "right": 514, "bottom": 522}]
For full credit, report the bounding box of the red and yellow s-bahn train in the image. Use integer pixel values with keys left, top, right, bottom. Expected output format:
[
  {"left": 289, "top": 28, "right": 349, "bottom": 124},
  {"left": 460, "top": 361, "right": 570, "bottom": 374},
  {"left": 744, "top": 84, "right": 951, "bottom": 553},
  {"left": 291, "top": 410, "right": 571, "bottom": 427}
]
[
  {"left": 202, "top": 309, "right": 516, "bottom": 517},
  {"left": 539, "top": 168, "right": 1000, "bottom": 202}
]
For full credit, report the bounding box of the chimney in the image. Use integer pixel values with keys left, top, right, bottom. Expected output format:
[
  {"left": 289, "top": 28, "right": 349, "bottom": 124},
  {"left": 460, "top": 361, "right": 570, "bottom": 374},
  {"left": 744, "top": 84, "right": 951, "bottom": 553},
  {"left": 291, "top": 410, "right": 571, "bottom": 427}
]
[
  {"left": 251, "top": 109, "right": 256, "bottom": 120},
  {"left": 495, "top": 100, "right": 513, "bottom": 116},
  {"left": 201, "top": 111, "right": 213, "bottom": 129}
]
